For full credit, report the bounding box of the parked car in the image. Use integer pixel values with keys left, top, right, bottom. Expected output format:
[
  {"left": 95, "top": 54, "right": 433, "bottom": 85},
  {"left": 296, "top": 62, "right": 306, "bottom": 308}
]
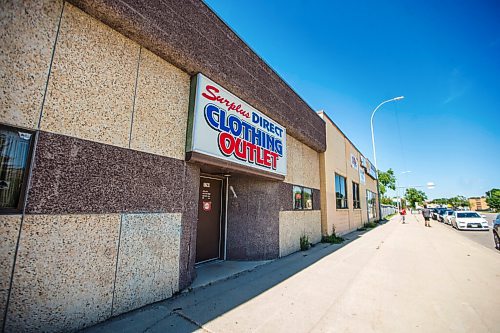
[
  {"left": 493, "top": 214, "right": 500, "bottom": 250},
  {"left": 438, "top": 209, "right": 452, "bottom": 222},
  {"left": 451, "top": 211, "right": 489, "bottom": 231},
  {"left": 434, "top": 208, "right": 447, "bottom": 222},
  {"left": 431, "top": 208, "right": 440, "bottom": 220},
  {"left": 443, "top": 210, "right": 454, "bottom": 225}
]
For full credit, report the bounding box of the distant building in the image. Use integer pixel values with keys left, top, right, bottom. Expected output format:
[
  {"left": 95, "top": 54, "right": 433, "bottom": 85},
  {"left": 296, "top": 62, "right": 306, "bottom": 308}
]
[{"left": 469, "top": 197, "right": 490, "bottom": 211}]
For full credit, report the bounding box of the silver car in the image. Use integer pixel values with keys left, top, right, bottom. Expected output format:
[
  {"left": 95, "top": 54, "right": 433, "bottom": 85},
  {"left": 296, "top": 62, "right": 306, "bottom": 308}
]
[{"left": 443, "top": 210, "right": 454, "bottom": 225}]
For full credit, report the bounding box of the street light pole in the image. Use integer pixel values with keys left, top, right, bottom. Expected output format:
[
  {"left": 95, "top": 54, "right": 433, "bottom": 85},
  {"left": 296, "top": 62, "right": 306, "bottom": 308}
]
[{"left": 370, "top": 96, "right": 404, "bottom": 220}]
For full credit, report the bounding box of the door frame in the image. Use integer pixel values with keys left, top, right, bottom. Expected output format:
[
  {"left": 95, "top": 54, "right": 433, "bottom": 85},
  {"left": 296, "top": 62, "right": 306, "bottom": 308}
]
[{"left": 196, "top": 174, "right": 227, "bottom": 264}]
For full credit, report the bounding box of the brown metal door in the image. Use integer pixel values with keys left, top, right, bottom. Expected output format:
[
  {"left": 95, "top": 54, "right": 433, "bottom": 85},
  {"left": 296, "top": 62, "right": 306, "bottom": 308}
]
[{"left": 196, "top": 177, "right": 223, "bottom": 263}]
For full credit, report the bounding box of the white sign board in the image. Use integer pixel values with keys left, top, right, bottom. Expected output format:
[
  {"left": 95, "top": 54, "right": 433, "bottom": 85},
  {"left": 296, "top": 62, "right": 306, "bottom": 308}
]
[
  {"left": 350, "top": 153, "right": 358, "bottom": 170},
  {"left": 187, "top": 74, "right": 287, "bottom": 176}
]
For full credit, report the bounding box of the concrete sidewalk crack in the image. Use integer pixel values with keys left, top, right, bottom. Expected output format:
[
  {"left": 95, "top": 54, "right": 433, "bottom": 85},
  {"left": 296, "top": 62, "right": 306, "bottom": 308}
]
[
  {"left": 172, "top": 310, "right": 214, "bottom": 333},
  {"left": 141, "top": 309, "right": 172, "bottom": 333}
]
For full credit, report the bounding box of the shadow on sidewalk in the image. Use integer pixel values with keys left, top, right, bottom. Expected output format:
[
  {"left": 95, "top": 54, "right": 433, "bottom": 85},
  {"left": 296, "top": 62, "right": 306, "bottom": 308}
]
[{"left": 82, "top": 223, "right": 389, "bottom": 332}]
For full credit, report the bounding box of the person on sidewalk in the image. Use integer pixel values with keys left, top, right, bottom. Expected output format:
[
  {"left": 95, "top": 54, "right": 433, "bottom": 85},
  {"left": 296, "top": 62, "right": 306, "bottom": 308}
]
[
  {"left": 400, "top": 207, "right": 407, "bottom": 223},
  {"left": 422, "top": 205, "right": 431, "bottom": 227}
]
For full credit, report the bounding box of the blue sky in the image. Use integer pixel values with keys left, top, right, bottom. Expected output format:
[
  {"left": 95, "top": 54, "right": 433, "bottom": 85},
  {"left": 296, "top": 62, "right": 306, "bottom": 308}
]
[{"left": 205, "top": 0, "right": 500, "bottom": 200}]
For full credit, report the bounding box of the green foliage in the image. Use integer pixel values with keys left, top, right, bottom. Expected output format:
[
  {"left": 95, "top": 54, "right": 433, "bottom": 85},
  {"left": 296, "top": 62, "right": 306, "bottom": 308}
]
[
  {"left": 486, "top": 188, "right": 500, "bottom": 211},
  {"left": 431, "top": 198, "right": 449, "bottom": 205},
  {"left": 357, "top": 221, "right": 378, "bottom": 231},
  {"left": 300, "top": 235, "right": 310, "bottom": 251},
  {"left": 321, "top": 225, "right": 344, "bottom": 244},
  {"left": 431, "top": 196, "right": 469, "bottom": 208},
  {"left": 377, "top": 168, "right": 396, "bottom": 196},
  {"left": 381, "top": 196, "right": 394, "bottom": 205},
  {"left": 404, "top": 187, "right": 428, "bottom": 208},
  {"left": 448, "top": 195, "right": 469, "bottom": 208},
  {"left": 321, "top": 234, "right": 344, "bottom": 244}
]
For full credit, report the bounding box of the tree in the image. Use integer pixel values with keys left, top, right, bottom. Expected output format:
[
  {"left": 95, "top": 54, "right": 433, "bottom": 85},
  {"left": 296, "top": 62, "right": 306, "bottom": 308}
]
[
  {"left": 448, "top": 195, "right": 469, "bottom": 208},
  {"left": 381, "top": 197, "right": 394, "bottom": 205},
  {"left": 378, "top": 168, "right": 396, "bottom": 196},
  {"left": 404, "top": 188, "right": 427, "bottom": 208},
  {"left": 486, "top": 188, "right": 500, "bottom": 211},
  {"left": 431, "top": 198, "right": 448, "bottom": 205}
]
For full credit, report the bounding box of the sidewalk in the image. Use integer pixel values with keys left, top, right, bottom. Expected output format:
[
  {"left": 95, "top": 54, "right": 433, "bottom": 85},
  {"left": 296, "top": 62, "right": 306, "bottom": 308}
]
[{"left": 82, "top": 214, "right": 500, "bottom": 333}]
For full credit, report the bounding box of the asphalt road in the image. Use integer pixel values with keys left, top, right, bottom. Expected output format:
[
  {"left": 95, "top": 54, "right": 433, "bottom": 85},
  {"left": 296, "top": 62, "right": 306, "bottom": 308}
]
[{"left": 431, "top": 212, "right": 497, "bottom": 252}]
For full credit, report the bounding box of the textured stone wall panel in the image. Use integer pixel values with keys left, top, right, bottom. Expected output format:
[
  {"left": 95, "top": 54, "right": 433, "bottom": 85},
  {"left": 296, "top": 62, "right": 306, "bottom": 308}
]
[
  {"left": 0, "top": 215, "right": 22, "bottom": 330},
  {"left": 112, "top": 213, "right": 181, "bottom": 316},
  {"left": 130, "top": 49, "right": 190, "bottom": 159},
  {"left": 0, "top": 0, "right": 63, "bottom": 129},
  {"left": 5, "top": 214, "right": 120, "bottom": 333},
  {"left": 67, "top": 0, "right": 326, "bottom": 152},
  {"left": 40, "top": 3, "right": 139, "bottom": 148},
  {"left": 279, "top": 210, "right": 322, "bottom": 257},
  {"left": 284, "top": 135, "right": 321, "bottom": 190},
  {"left": 226, "top": 176, "right": 286, "bottom": 260},
  {"left": 25, "top": 131, "right": 187, "bottom": 214}
]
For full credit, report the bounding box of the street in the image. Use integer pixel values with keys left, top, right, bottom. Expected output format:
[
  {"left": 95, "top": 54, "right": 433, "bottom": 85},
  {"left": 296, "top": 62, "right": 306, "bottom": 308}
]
[
  {"left": 83, "top": 214, "right": 500, "bottom": 333},
  {"left": 432, "top": 212, "right": 497, "bottom": 251}
]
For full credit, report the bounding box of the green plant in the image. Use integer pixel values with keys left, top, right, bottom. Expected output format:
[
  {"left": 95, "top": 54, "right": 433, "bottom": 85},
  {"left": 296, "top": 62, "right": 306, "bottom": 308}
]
[
  {"left": 377, "top": 168, "right": 396, "bottom": 196},
  {"left": 300, "top": 235, "right": 310, "bottom": 251},
  {"left": 486, "top": 189, "right": 500, "bottom": 211},
  {"left": 357, "top": 221, "right": 378, "bottom": 231},
  {"left": 321, "top": 225, "right": 344, "bottom": 244},
  {"left": 364, "top": 221, "right": 378, "bottom": 228},
  {"left": 404, "top": 188, "right": 428, "bottom": 208}
]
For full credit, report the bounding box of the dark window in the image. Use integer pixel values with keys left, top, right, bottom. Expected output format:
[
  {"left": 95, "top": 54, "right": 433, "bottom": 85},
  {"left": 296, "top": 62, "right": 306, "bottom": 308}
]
[
  {"left": 335, "top": 174, "right": 348, "bottom": 209},
  {"left": 0, "top": 125, "right": 34, "bottom": 212},
  {"left": 293, "top": 185, "right": 313, "bottom": 210},
  {"left": 352, "top": 182, "right": 360, "bottom": 209}
]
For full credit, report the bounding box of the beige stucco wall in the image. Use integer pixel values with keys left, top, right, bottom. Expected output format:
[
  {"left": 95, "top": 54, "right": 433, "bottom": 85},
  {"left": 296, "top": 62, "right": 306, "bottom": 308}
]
[
  {"left": 279, "top": 210, "right": 321, "bottom": 257},
  {"left": 319, "top": 112, "right": 380, "bottom": 236},
  {"left": 284, "top": 134, "right": 320, "bottom": 190},
  {"left": 5, "top": 212, "right": 183, "bottom": 332},
  {"left": 129, "top": 49, "right": 190, "bottom": 160},
  {"left": 113, "top": 213, "right": 182, "bottom": 316},
  {"left": 0, "top": 0, "right": 64, "bottom": 129},
  {"left": 280, "top": 134, "right": 322, "bottom": 257},
  {"left": 2, "top": 2, "right": 191, "bottom": 160},
  {"left": 6, "top": 214, "right": 121, "bottom": 333},
  {"left": 0, "top": 215, "right": 22, "bottom": 330}
]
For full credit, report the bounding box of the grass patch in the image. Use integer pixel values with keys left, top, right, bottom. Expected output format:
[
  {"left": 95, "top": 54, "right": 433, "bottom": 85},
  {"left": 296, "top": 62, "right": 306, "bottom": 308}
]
[
  {"left": 384, "top": 213, "right": 397, "bottom": 220},
  {"left": 321, "top": 234, "right": 345, "bottom": 244},
  {"left": 357, "top": 221, "right": 379, "bottom": 231}
]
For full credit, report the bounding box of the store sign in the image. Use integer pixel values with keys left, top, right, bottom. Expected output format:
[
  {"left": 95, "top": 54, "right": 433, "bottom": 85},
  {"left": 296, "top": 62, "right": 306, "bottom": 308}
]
[
  {"left": 350, "top": 153, "right": 358, "bottom": 170},
  {"left": 367, "top": 161, "right": 377, "bottom": 179},
  {"left": 186, "top": 74, "right": 287, "bottom": 176},
  {"left": 359, "top": 168, "right": 366, "bottom": 184}
]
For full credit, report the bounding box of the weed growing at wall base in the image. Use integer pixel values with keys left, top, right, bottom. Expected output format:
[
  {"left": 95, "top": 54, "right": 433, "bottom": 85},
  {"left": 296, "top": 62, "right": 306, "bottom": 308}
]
[
  {"left": 300, "top": 235, "right": 310, "bottom": 251},
  {"left": 357, "top": 221, "right": 379, "bottom": 231}
]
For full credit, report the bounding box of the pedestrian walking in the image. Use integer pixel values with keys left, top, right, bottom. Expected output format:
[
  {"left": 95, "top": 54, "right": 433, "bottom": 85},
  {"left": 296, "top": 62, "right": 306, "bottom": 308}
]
[
  {"left": 422, "top": 204, "right": 431, "bottom": 227},
  {"left": 400, "top": 207, "right": 407, "bottom": 223}
]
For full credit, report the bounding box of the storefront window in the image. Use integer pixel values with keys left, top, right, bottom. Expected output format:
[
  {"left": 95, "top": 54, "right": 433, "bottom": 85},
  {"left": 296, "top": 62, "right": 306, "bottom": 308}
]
[
  {"left": 352, "top": 182, "right": 360, "bottom": 209},
  {"left": 0, "top": 125, "right": 33, "bottom": 212},
  {"left": 335, "top": 174, "right": 348, "bottom": 209},
  {"left": 293, "top": 185, "right": 303, "bottom": 210},
  {"left": 303, "top": 188, "right": 312, "bottom": 210},
  {"left": 366, "top": 190, "right": 377, "bottom": 220},
  {"left": 293, "top": 185, "right": 313, "bottom": 210}
]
